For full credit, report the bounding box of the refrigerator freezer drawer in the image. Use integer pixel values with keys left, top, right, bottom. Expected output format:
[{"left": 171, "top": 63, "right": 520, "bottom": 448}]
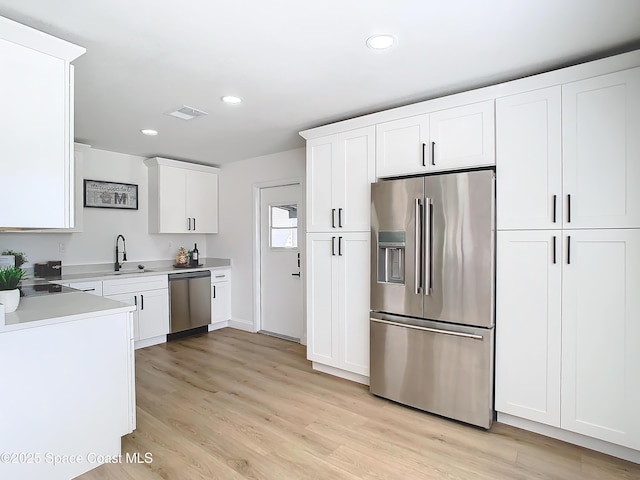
[{"left": 369, "top": 314, "right": 494, "bottom": 429}]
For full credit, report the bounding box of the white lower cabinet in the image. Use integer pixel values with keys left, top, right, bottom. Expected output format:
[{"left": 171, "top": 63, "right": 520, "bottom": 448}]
[
  {"left": 560, "top": 229, "right": 640, "bottom": 449},
  {"left": 496, "top": 230, "right": 562, "bottom": 427},
  {"left": 496, "top": 229, "right": 640, "bottom": 450},
  {"left": 211, "top": 269, "right": 231, "bottom": 326},
  {"left": 103, "top": 275, "right": 169, "bottom": 345},
  {"left": 306, "top": 232, "right": 370, "bottom": 378}
]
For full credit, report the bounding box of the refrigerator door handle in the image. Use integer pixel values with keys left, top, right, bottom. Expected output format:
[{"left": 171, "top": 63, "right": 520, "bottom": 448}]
[
  {"left": 414, "top": 198, "right": 423, "bottom": 294},
  {"left": 424, "top": 197, "right": 432, "bottom": 296},
  {"left": 370, "top": 318, "right": 484, "bottom": 340}
]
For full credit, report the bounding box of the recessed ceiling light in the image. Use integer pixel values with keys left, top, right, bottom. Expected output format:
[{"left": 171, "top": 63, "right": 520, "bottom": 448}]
[
  {"left": 221, "top": 95, "right": 243, "bottom": 105},
  {"left": 366, "top": 34, "right": 395, "bottom": 50},
  {"left": 141, "top": 129, "right": 158, "bottom": 136}
]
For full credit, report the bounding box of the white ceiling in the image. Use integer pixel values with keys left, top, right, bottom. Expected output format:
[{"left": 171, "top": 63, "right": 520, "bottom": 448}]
[{"left": 1, "top": 1, "right": 640, "bottom": 166}]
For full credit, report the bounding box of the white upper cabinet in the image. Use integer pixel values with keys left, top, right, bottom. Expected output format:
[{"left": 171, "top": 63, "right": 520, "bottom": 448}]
[
  {"left": 0, "top": 16, "right": 84, "bottom": 229},
  {"left": 562, "top": 67, "right": 640, "bottom": 229},
  {"left": 306, "top": 127, "right": 375, "bottom": 233},
  {"left": 561, "top": 229, "right": 640, "bottom": 450},
  {"left": 496, "top": 87, "right": 562, "bottom": 230},
  {"left": 145, "top": 157, "right": 219, "bottom": 234},
  {"left": 376, "top": 115, "right": 430, "bottom": 177},
  {"left": 429, "top": 100, "right": 495, "bottom": 171},
  {"left": 375, "top": 100, "right": 495, "bottom": 178}
]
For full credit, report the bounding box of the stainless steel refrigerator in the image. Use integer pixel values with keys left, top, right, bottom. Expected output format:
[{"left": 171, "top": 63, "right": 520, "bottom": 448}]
[{"left": 370, "top": 169, "right": 495, "bottom": 429}]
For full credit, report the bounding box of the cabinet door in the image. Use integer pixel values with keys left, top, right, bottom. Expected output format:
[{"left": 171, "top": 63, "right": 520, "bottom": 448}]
[
  {"left": 375, "top": 115, "right": 429, "bottom": 178},
  {"left": 211, "top": 281, "right": 231, "bottom": 324},
  {"left": 187, "top": 169, "right": 218, "bottom": 233},
  {"left": 306, "top": 233, "right": 336, "bottom": 364},
  {"left": 334, "top": 127, "right": 375, "bottom": 232},
  {"left": 495, "top": 231, "right": 562, "bottom": 427},
  {"left": 336, "top": 233, "right": 370, "bottom": 376},
  {"left": 306, "top": 138, "right": 335, "bottom": 232},
  {"left": 104, "top": 292, "right": 140, "bottom": 341},
  {"left": 137, "top": 288, "right": 169, "bottom": 341},
  {"left": 496, "top": 87, "right": 562, "bottom": 230},
  {"left": 0, "top": 38, "right": 68, "bottom": 228},
  {"left": 430, "top": 100, "right": 495, "bottom": 171},
  {"left": 561, "top": 230, "right": 640, "bottom": 449},
  {"left": 562, "top": 67, "right": 640, "bottom": 229},
  {"left": 158, "top": 165, "right": 188, "bottom": 233}
]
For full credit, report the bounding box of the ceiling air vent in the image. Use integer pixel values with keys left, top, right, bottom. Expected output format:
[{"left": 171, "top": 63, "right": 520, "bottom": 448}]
[{"left": 166, "top": 105, "right": 208, "bottom": 121}]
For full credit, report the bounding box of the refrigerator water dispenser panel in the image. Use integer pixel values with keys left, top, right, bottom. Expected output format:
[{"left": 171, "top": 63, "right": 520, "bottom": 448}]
[{"left": 378, "top": 231, "right": 406, "bottom": 284}]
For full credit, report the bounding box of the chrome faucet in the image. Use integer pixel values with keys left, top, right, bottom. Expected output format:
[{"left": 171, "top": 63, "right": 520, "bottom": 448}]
[{"left": 115, "top": 234, "right": 127, "bottom": 271}]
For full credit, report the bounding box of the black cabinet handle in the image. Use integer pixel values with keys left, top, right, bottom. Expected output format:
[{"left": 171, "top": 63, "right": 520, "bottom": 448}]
[
  {"left": 297, "top": 252, "right": 300, "bottom": 268},
  {"left": 213, "top": 285, "right": 216, "bottom": 299},
  {"left": 552, "top": 236, "right": 557, "bottom": 264},
  {"left": 291, "top": 272, "right": 301, "bottom": 277},
  {"left": 567, "top": 195, "right": 571, "bottom": 223},
  {"left": 431, "top": 142, "right": 436, "bottom": 166},
  {"left": 332, "top": 236, "right": 336, "bottom": 256},
  {"left": 187, "top": 218, "right": 191, "bottom": 231},
  {"left": 553, "top": 195, "right": 557, "bottom": 223},
  {"left": 567, "top": 236, "right": 571, "bottom": 265},
  {"left": 422, "top": 143, "right": 426, "bottom": 167},
  {"left": 193, "top": 218, "right": 196, "bottom": 231},
  {"left": 332, "top": 209, "right": 336, "bottom": 228},
  {"left": 81, "top": 288, "right": 95, "bottom": 292},
  {"left": 140, "top": 294, "right": 144, "bottom": 310},
  {"left": 338, "top": 236, "right": 343, "bottom": 256},
  {"left": 134, "top": 296, "right": 137, "bottom": 308},
  {"left": 338, "top": 208, "right": 343, "bottom": 228}
]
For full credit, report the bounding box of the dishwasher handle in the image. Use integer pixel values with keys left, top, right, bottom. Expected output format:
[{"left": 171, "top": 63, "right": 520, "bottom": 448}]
[{"left": 168, "top": 270, "right": 211, "bottom": 281}]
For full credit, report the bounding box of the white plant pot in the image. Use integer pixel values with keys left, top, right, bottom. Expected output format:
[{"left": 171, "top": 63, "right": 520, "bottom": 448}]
[{"left": 0, "top": 289, "right": 20, "bottom": 313}]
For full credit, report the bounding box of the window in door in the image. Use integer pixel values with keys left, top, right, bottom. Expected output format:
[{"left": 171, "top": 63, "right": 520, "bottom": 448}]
[{"left": 270, "top": 204, "right": 298, "bottom": 249}]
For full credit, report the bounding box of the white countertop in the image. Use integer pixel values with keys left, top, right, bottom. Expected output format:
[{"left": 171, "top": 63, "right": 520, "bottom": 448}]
[
  {"left": 1, "top": 291, "right": 135, "bottom": 333},
  {"left": 1, "top": 257, "right": 231, "bottom": 333},
  {"left": 25, "top": 257, "right": 232, "bottom": 284}
]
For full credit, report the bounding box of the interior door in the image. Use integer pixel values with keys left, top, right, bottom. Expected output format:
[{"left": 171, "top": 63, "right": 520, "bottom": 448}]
[{"left": 260, "top": 183, "right": 303, "bottom": 340}]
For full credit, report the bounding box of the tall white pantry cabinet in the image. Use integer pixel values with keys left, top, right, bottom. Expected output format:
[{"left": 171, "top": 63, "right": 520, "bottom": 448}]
[
  {"left": 304, "top": 127, "right": 375, "bottom": 382},
  {"left": 495, "top": 67, "right": 640, "bottom": 452}
]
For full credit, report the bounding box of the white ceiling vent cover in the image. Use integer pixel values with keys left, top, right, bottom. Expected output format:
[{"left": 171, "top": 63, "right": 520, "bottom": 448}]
[{"left": 166, "top": 105, "right": 208, "bottom": 120}]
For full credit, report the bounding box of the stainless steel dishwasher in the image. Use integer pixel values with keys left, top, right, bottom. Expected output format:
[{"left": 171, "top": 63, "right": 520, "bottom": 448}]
[{"left": 168, "top": 270, "right": 211, "bottom": 334}]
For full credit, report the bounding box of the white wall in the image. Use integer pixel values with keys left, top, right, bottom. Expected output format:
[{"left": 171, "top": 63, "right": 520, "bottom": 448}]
[
  {"left": 207, "top": 148, "right": 305, "bottom": 329},
  {"left": 0, "top": 147, "right": 209, "bottom": 267}
]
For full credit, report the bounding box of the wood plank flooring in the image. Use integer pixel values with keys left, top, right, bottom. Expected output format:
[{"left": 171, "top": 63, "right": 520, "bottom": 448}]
[{"left": 79, "top": 328, "right": 640, "bottom": 480}]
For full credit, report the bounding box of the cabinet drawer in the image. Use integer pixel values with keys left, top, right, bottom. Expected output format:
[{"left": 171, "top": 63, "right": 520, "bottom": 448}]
[
  {"left": 103, "top": 274, "right": 168, "bottom": 296},
  {"left": 68, "top": 280, "right": 103, "bottom": 296},
  {"left": 210, "top": 269, "right": 230, "bottom": 283}
]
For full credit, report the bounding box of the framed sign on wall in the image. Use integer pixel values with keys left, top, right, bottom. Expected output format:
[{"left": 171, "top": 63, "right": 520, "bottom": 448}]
[{"left": 84, "top": 179, "right": 138, "bottom": 210}]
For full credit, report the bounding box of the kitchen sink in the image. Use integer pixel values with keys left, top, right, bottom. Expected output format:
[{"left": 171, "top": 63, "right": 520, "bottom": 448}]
[{"left": 105, "top": 268, "right": 155, "bottom": 276}]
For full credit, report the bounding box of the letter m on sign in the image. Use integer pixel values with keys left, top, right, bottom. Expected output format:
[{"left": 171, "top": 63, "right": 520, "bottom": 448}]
[{"left": 114, "top": 193, "right": 128, "bottom": 204}]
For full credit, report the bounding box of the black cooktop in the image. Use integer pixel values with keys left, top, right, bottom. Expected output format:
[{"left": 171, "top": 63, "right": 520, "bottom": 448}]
[{"left": 19, "top": 284, "right": 76, "bottom": 297}]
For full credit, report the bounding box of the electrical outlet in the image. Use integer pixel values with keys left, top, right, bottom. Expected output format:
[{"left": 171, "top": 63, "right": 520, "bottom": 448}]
[
  {"left": 58, "top": 243, "right": 66, "bottom": 254},
  {"left": 168, "top": 241, "right": 173, "bottom": 250}
]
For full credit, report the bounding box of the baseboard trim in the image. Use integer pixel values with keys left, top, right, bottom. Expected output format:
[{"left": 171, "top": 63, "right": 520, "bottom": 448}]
[
  {"left": 134, "top": 335, "right": 166, "bottom": 350},
  {"left": 312, "top": 362, "right": 370, "bottom": 386},
  {"left": 497, "top": 412, "right": 640, "bottom": 464},
  {"left": 229, "top": 318, "right": 256, "bottom": 333},
  {"left": 208, "top": 321, "right": 229, "bottom": 332}
]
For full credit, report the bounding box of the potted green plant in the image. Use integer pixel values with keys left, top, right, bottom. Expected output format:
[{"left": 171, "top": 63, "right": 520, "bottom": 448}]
[
  {"left": 1, "top": 250, "right": 27, "bottom": 268},
  {"left": 0, "top": 266, "right": 25, "bottom": 313}
]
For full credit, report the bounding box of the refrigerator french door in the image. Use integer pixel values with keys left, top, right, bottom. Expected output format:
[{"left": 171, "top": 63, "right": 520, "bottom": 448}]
[{"left": 370, "top": 169, "right": 495, "bottom": 429}]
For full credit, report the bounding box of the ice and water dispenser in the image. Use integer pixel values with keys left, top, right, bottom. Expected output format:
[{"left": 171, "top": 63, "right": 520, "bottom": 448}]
[{"left": 377, "top": 231, "right": 406, "bottom": 284}]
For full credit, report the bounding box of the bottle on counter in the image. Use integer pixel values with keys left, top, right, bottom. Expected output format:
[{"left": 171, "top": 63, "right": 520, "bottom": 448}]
[{"left": 191, "top": 243, "right": 199, "bottom": 265}]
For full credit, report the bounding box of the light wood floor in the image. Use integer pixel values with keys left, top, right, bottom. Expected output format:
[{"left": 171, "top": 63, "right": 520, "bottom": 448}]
[{"left": 79, "top": 328, "right": 640, "bottom": 480}]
